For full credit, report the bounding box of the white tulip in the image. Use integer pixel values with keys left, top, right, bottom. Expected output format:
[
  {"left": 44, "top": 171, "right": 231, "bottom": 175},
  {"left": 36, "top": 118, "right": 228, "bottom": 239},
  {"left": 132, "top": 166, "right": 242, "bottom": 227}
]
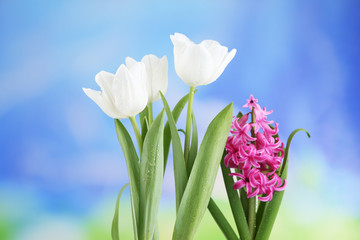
[
  {"left": 170, "top": 33, "right": 236, "bottom": 87},
  {"left": 126, "top": 54, "right": 168, "bottom": 103},
  {"left": 83, "top": 61, "right": 148, "bottom": 119}
]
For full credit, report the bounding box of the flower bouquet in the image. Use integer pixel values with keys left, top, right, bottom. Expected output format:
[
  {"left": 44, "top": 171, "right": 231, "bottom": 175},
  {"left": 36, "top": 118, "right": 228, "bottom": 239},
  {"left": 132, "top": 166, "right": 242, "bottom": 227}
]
[{"left": 83, "top": 33, "right": 310, "bottom": 240}]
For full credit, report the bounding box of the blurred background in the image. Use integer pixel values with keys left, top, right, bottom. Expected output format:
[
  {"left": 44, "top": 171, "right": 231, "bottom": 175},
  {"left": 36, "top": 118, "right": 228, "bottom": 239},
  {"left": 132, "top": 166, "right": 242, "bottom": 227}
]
[{"left": 1, "top": 0, "right": 360, "bottom": 239}]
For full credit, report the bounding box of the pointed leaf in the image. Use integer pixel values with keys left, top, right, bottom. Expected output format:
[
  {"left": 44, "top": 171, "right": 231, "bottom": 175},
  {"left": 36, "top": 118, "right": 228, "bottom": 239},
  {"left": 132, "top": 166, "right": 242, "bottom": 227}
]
[
  {"left": 236, "top": 111, "right": 243, "bottom": 118},
  {"left": 114, "top": 120, "right": 140, "bottom": 239},
  {"left": 240, "top": 188, "right": 249, "bottom": 222},
  {"left": 255, "top": 200, "right": 267, "bottom": 232},
  {"left": 160, "top": 92, "right": 188, "bottom": 211},
  {"left": 172, "top": 103, "right": 233, "bottom": 240},
  {"left": 140, "top": 106, "right": 148, "bottom": 129},
  {"left": 111, "top": 183, "right": 130, "bottom": 240},
  {"left": 255, "top": 128, "right": 310, "bottom": 240},
  {"left": 141, "top": 117, "right": 149, "bottom": 142},
  {"left": 208, "top": 198, "right": 239, "bottom": 240},
  {"left": 236, "top": 167, "right": 249, "bottom": 222},
  {"left": 139, "top": 110, "right": 165, "bottom": 240},
  {"left": 187, "top": 111, "right": 198, "bottom": 175},
  {"left": 281, "top": 128, "right": 311, "bottom": 176},
  {"left": 221, "top": 152, "right": 251, "bottom": 240},
  {"left": 163, "top": 91, "right": 197, "bottom": 170},
  {"left": 152, "top": 224, "right": 159, "bottom": 240},
  {"left": 178, "top": 129, "right": 186, "bottom": 135}
]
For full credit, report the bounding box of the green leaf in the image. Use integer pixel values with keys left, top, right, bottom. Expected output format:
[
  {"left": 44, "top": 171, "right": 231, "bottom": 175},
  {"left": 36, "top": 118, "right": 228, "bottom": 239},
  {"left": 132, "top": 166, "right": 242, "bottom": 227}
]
[
  {"left": 221, "top": 152, "right": 251, "bottom": 240},
  {"left": 255, "top": 128, "right": 310, "bottom": 240},
  {"left": 187, "top": 111, "right": 198, "bottom": 175},
  {"left": 207, "top": 198, "right": 239, "bottom": 240},
  {"left": 140, "top": 107, "right": 149, "bottom": 143},
  {"left": 163, "top": 91, "right": 197, "bottom": 170},
  {"left": 236, "top": 111, "right": 243, "bottom": 118},
  {"left": 254, "top": 188, "right": 285, "bottom": 240},
  {"left": 235, "top": 167, "right": 249, "bottom": 223},
  {"left": 141, "top": 117, "right": 149, "bottom": 142},
  {"left": 240, "top": 188, "right": 249, "bottom": 221},
  {"left": 114, "top": 120, "right": 140, "bottom": 240},
  {"left": 111, "top": 183, "right": 129, "bottom": 240},
  {"left": 139, "top": 106, "right": 148, "bottom": 129},
  {"left": 255, "top": 200, "right": 267, "bottom": 233},
  {"left": 178, "top": 129, "right": 186, "bottom": 135},
  {"left": 281, "top": 128, "right": 311, "bottom": 176},
  {"left": 172, "top": 103, "right": 233, "bottom": 240},
  {"left": 152, "top": 224, "right": 159, "bottom": 240},
  {"left": 138, "top": 110, "right": 165, "bottom": 240},
  {"left": 160, "top": 92, "right": 188, "bottom": 212}
]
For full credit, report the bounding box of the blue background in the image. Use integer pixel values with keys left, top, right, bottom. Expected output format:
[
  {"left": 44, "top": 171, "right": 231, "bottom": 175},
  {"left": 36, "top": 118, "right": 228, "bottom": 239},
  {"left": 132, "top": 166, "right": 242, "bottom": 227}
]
[{"left": 1, "top": 0, "right": 359, "bottom": 239}]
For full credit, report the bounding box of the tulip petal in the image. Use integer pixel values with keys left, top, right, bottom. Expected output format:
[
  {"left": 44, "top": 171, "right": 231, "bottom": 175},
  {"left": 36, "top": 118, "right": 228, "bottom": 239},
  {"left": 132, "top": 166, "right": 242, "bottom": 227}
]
[
  {"left": 157, "top": 56, "right": 168, "bottom": 95},
  {"left": 142, "top": 55, "right": 168, "bottom": 102},
  {"left": 173, "top": 32, "right": 191, "bottom": 42},
  {"left": 83, "top": 88, "right": 126, "bottom": 119},
  {"left": 200, "top": 40, "right": 228, "bottom": 74},
  {"left": 200, "top": 39, "right": 221, "bottom": 49},
  {"left": 174, "top": 42, "right": 213, "bottom": 86},
  {"left": 171, "top": 33, "right": 236, "bottom": 87},
  {"left": 114, "top": 63, "right": 147, "bottom": 117},
  {"left": 95, "top": 71, "right": 116, "bottom": 101},
  {"left": 127, "top": 62, "right": 147, "bottom": 85},
  {"left": 210, "top": 48, "right": 237, "bottom": 84},
  {"left": 201, "top": 41, "right": 229, "bottom": 85},
  {"left": 125, "top": 57, "right": 138, "bottom": 68},
  {"left": 170, "top": 33, "right": 192, "bottom": 51}
]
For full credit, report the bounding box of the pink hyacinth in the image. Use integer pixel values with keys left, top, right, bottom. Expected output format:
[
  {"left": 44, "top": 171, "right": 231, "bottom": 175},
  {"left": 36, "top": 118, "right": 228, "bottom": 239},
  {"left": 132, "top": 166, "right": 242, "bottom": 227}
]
[
  {"left": 230, "top": 114, "right": 255, "bottom": 145},
  {"left": 225, "top": 95, "right": 286, "bottom": 202},
  {"left": 229, "top": 169, "right": 286, "bottom": 201}
]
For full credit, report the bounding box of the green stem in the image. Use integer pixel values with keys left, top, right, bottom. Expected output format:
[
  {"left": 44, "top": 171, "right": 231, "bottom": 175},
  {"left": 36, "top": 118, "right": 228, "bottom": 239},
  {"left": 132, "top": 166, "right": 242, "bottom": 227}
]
[
  {"left": 251, "top": 107, "right": 256, "bottom": 137},
  {"left": 248, "top": 107, "right": 256, "bottom": 239},
  {"left": 129, "top": 116, "right": 143, "bottom": 156},
  {"left": 148, "top": 102, "right": 153, "bottom": 125},
  {"left": 248, "top": 197, "right": 256, "bottom": 239},
  {"left": 184, "top": 86, "right": 195, "bottom": 163}
]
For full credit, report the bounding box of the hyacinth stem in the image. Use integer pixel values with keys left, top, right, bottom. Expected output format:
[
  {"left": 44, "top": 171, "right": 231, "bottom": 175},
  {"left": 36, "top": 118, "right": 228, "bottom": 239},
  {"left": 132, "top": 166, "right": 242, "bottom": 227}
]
[
  {"left": 184, "top": 86, "right": 195, "bottom": 163},
  {"left": 248, "top": 197, "right": 256, "bottom": 239},
  {"left": 248, "top": 107, "right": 257, "bottom": 239},
  {"left": 129, "top": 116, "right": 143, "bottom": 156},
  {"left": 148, "top": 102, "right": 153, "bottom": 125},
  {"left": 251, "top": 107, "right": 256, "bottom": 138}
]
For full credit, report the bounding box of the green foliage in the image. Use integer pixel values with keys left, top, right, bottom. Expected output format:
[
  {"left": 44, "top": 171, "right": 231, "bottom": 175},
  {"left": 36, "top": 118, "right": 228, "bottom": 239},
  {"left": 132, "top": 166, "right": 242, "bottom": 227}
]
[
  {"left": 163, "top": 93, "right": 191, "bottom": 170},
  {"left": 221, "top": 153, "right": 250, "bottom": 240},
  {"left": 255, "top": 128, "right": 310, "bottom": 240},
  {"left": 114, "top": 120, "right": 140, "bottom": 239},
  {"left": 187, "top": 112, "right": 198, "bottom": 175},
  {"left": 172, "top": 103, "right": 233, "bottom": 240},
  {"left": 160, "top": 92, "right": 188, "bottom": 212},
  {"left": 111, "top": 183, "right": 130, "bottom": 240},
  {"left": 138, "top": 110, "right": 165, "bottom": 240},
  {"left": 207, "top": 198, "right": 239, "bottom": 240}
]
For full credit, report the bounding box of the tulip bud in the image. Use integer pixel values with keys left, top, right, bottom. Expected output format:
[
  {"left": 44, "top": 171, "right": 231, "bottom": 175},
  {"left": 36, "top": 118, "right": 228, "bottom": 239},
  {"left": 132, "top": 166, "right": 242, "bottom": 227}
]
[
  {"left": 170, "top": 33, "right": 236, "bottom": 87},
  {"left": 83, "top": 60, "right": 148, "bottom": 119},
  {"left": 126, "top": 54, "right": 168, "bottom": 103}
]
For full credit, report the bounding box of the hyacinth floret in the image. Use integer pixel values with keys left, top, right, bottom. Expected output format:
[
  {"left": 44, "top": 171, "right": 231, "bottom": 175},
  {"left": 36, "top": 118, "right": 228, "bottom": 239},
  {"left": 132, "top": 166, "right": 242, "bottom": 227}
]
[{"left": 225, "top": 94, "right": 286, "bottom": 202}]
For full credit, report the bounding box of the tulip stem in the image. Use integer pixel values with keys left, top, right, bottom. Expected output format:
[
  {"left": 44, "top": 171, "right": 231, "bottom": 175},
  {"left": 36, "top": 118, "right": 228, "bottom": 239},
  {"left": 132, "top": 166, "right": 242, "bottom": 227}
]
[
  {"left": 148, "top": 102, "right": 153, "bottom": 125},
  {"left": 129, "top": 116, "right": 143, "bottom": 156},
  {"left": 184, "top": 86, "right": 195, "bottom": 164}
]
